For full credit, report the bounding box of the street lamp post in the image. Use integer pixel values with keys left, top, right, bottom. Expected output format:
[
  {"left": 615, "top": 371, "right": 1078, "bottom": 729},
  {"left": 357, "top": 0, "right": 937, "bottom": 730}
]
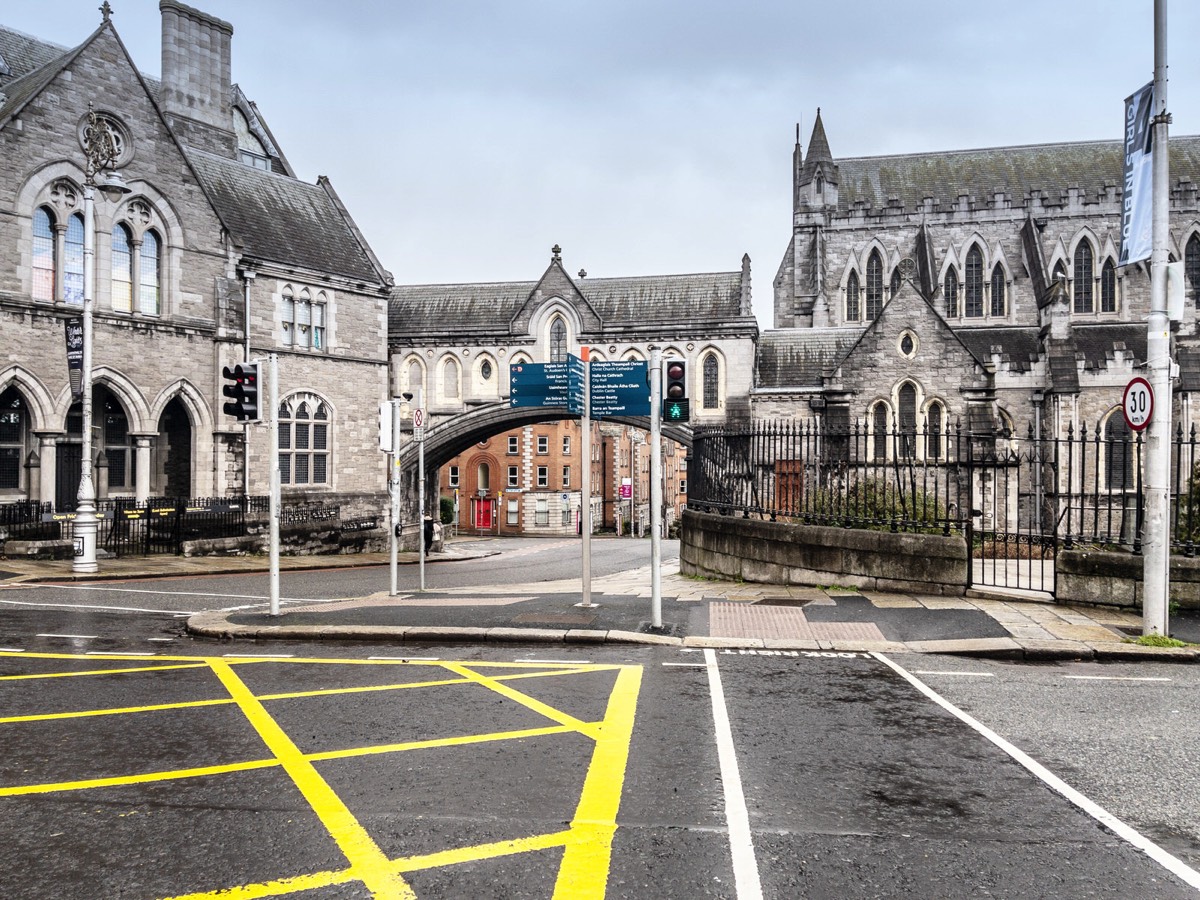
[{"left": 73, "top": 105, "right": 129, "bottom": 574}]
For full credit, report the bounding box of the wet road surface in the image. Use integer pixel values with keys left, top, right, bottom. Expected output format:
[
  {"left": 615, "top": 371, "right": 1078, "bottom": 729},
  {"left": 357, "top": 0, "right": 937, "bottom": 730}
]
[{"left": 0, "top": 635, "right": 1196, "bottom": 898}]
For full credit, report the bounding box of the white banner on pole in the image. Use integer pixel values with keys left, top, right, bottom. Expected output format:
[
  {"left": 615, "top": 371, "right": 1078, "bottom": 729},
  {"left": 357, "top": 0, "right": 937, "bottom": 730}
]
[{"left": 1119, "top": 81, "right": 1154, "bottom": 267}]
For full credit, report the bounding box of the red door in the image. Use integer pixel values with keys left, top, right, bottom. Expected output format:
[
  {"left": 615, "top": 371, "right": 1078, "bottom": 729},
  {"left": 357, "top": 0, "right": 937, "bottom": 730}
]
[{"left": 474, "top": 498, "right": 493, "bottom": 530}]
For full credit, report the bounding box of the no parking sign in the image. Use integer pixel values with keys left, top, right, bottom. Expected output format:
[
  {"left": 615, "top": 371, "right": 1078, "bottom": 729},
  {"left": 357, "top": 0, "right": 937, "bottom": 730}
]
[{"left": 1122, "top": 377, "right": 1153, "bottom": 431}]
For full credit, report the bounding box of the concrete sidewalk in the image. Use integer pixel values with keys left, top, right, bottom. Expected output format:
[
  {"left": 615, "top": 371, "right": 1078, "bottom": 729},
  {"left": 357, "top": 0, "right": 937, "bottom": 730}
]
[{"left": 3, "top": 541, "right": 1197, "bottom": 661}]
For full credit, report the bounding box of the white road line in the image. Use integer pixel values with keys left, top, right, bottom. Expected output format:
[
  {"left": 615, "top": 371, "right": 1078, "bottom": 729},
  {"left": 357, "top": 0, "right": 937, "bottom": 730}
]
[
  {"left": 0, "top": 648, "right": 26, "bottom": 652},
  {"left": 37, "top": 633, "right": 97, "bottom": 639},
  {"left": 86, "top": 651, "right": 148, "bottom": 656},
  {"left": 146, "top": 638, "right": 175, "bottom": 643},
  {"left": 1063, "top": 675, "right": 1172, "bottom": 682},
  {"left": 873, "top": 651, "right": 1200, "bottom": 891},
  {"left": 662, "top": 662, "right": 707, "bottom": 668},
  {"left": 913, "top": 670, "right": 995, "bottom": 677},
  {"left": 222, "top": 653, "right": 293, "bottom": 659},
  {"left": 704, "top": 648, "right": 763, "bottom": 900}
]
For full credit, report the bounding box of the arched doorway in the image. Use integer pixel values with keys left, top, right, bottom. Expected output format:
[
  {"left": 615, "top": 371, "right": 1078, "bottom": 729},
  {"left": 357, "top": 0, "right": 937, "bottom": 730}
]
[
  {"left": 56, "top": 387, "right": 134, "bottom": 510},
  {"left": 158, "top": 397, "right": 192, "bottom": 499},
  {"left": 0, "top": 387, "right": 31, "bottom": 497}
]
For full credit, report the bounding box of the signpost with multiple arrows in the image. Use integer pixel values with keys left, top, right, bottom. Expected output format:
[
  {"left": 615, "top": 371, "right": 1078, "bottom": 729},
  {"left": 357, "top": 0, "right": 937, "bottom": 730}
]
[{"left": 509, "top": 354, "right": 649, "bottom": 418}]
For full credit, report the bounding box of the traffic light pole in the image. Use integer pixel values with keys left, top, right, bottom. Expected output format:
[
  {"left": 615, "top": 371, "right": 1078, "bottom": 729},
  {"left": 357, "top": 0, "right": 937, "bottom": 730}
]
[
  {"left": 649, "top": 347, "right": 663, "bottom": 629},
  {"left": 389, "top": 397, "right": 402, "bottom": 597},
  {"left": 417, "top": 386, "right": 426, "bottom": 592}
]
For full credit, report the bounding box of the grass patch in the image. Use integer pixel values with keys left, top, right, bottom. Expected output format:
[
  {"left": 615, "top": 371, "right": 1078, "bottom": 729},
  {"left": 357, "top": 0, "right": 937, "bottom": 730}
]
[{"left": 1124, "top": 633, "right": 1190, "bottom": 648}]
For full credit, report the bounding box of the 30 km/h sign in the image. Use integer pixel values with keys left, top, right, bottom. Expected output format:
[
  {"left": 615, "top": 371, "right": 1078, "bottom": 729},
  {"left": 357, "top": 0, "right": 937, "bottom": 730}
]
[{"left": 1123, "top": 376, "right": 1153, "bottom": 431}]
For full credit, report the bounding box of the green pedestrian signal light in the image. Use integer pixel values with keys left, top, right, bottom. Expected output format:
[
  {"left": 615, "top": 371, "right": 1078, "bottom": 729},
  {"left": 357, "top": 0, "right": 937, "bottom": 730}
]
[
  {"left": 663, "top": 398, "right": 690, "bottom": 422},
  {"left": 222, "top": 363, "right": 261, "bottom": 423}
]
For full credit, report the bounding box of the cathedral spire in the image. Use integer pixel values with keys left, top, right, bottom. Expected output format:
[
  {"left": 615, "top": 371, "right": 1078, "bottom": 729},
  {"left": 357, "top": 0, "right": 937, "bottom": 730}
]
[{"left": 804, "top": 107, "right": 832, "bottom": 169}]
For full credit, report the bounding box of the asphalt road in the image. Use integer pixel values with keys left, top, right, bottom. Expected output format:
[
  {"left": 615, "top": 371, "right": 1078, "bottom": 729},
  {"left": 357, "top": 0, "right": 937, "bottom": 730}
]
[{"left": 1, "top": 538, "right": 1198, "bottom": 898}]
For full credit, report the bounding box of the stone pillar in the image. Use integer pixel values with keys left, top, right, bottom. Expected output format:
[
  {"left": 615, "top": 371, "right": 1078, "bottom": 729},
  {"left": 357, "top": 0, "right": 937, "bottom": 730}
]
[
  {"left": 23, "top": 449, "right": 40, "bottom": 502},
  {"left": 95, "top": 450, "right": 109, "bottom": 500},
  {"left": 33, "top": 432, "right": 61, "bottom": 508},
  {"left": 134, "top": 435, "right": 153, "bottom": 502}
]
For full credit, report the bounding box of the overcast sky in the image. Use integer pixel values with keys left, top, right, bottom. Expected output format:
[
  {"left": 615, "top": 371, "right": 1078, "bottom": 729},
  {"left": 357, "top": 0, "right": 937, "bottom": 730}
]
[{"left": 8, "top": 1, "right": 1200, "bottom": 328}]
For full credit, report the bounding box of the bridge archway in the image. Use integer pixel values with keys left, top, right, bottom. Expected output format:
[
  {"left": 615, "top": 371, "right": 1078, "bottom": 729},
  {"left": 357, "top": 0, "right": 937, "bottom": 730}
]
[{"left": 396, "top": 401, "right": 693, "bottom": 471}]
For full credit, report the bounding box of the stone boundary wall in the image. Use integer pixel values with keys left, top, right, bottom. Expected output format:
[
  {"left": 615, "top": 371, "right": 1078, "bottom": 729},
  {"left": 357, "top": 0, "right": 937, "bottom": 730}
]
[
  {"left": 680, "top": 509, "right": 968, "bottom": 596},
  {"left": 1057, "top": 550, "right": 1200, "bottom": 610}
]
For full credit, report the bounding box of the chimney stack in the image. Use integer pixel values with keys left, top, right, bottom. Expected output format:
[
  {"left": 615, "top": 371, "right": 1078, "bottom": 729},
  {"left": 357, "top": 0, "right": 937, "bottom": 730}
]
[{"left": 159, "top": 1, "right": 234, "bottom": 153}]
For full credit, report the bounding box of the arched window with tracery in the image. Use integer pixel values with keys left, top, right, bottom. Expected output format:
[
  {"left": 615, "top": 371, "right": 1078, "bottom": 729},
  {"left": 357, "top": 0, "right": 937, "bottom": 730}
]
[
  {"left": 990, "top": 264, "right": 1006, "bottom": 317},
  {"left": 64, "top": 213, "right": 84, "bottom": 305},
  {"left": 32, "top": 207, "right": 56, "bottom": 302},
  {"left": 549, "top": 318, "right": 567, "bottom": 362},
  {"left": 846, "top": 271, "right": 860, "bottom": 321},
  {"left": 965, "top": 245, "right": 984, "bottom": 317},
  {"left": 866, "top": 251, "right": 884, "bottom": 320},
  {"left": 1073, "top": 241, "right": 1094, "bottom": 313},
  {"left": 1100, "top": 259, "right": 1117, "bottom": 313},
  {"left": 943, "top": 270, "right": 958, "bottom": 317},
  {"left": 278, "top": 397, "right": 330, "bottom": 486},
  {"left": 112, "top": 223, "right": 133, "bottom": 312},
  {"left": 1187, "top": 235, "right": 1200, "bottom": 305},
  {"left": 702, "top": 353, "right": 719, "bottom": 409},
  {"left": 139, "top": 230, "right": 161, "bottom": 315}
]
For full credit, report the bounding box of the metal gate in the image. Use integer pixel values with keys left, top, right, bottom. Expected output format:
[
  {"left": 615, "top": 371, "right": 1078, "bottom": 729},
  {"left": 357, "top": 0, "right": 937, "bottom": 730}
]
[
  {"left": 93, "top": 499, "right": 248, "bottom": 557},
  {"left": 965, "top": 440, "right": 1057, "bottom": 596}
]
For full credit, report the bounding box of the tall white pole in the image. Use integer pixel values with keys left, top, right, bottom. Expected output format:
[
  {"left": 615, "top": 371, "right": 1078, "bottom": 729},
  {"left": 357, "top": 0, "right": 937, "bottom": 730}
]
[
  {"left": 73, "top": 183, "right": 99, "bottom": 574},
  {"left": 1144, "top": 0, "right": 1171, "bottom": 636},
  {"left": 650, "top": 347, "right": 663, "bottom": 628},
  {"left": 268, "top": 352, "right": 281, "bottom": 616},
  {"left": 389, "top": 397, "right": 402, "bottom": 597},
  {"left": 418, "top": 386, "right": 426, "bottom": 592},
  {"left": 579, "top": 348, "right": 595, "bottom": 608}
]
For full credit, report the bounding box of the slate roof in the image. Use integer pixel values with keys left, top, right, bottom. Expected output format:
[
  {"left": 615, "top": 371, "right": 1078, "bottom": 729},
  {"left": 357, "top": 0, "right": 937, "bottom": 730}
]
[
  {"left": 389, "top": 272, "right": 747, "bottom": 337},
  {"left": 0, "top": 26, "right": 67, "bottom": 85},
  {"left": 1071, "top": 323, "right": 1147, "bottom": 369},
  {"left": 187, "top": 149, "right": 383, "bottom": 284},
  {"left": 754, "top": 328, "right": 864, "bottom": 390},
  {"left": 835, "top": 137, "right": 1200, "bottom": 212},
  {"left": 956, "top": 327, "right": 1040, "bottom": 373}
]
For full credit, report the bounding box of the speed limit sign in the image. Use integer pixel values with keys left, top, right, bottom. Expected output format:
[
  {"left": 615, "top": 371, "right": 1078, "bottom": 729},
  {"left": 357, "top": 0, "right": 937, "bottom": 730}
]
[{"left": 1123, "top": 377, "right": 1153, "bottom": 431}]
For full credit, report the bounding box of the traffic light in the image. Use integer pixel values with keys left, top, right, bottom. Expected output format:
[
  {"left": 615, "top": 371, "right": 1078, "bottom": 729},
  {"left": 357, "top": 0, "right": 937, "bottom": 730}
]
[
  {"left": 662, "top": 358, "right": 690, "bottom": 422},
  {"left": 222, "top": 363, "right": 261, "bottom": 423}
]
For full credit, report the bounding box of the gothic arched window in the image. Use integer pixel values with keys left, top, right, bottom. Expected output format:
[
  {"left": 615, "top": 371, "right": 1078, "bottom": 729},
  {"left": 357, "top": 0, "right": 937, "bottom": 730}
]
[
  {"left": 549, "top": 318, "right": 567, "bottom": 362},
  {"left": 64, "top": 213, "right": 85, "bottom": 305},
  {"left": 943, "top": 271, "right": 958, "bottom": 317},
  {"left": 112, "top": 223, "right": 133, "bottom": 312},
  {"left": 32, "top": 207, "right": 55, "bottom": 302},
  {"left": 965, "top": 245, "right": 984, "bottom": 317},
  {"left": 927, "top": 401, "right": 944, "bottom": 460},
  {"left": 990, "top": 264, "right": 1006, "bottom": 317},
  {"left": 1101, "top": 259, "right": 1117, "bottom": 313},
  {"left": 443, "top": 358, "right": 460, "bottom": 399},
  {"left": 866, "top": 251, "right": 884, "bottom": 320},
  {"left": 1105, "top": 410, "right": 1134, "bottom": 491},
  {"left": 871, "top": 403, "right": 888, "bottom": 461},
  {"left": 279, "top": 397, "right": 330, "bottom": 486},
  {"left": 1073, "top": 241, "right": 1094, "bottom": 313},
  {"left": 0, "top": 387, "right": 28, "bottom": 491},
  {"left": 139, "top": 230, "right": 161, "bottom": 315},
  {"left": 846, "top": 271, "right": 860, "bottom": 321},
  {"left": 702, "top": 353, "right": 719, "bottom": 410},
  {"left": 898, "top": 383, "right": 917, "bottom": 458}
]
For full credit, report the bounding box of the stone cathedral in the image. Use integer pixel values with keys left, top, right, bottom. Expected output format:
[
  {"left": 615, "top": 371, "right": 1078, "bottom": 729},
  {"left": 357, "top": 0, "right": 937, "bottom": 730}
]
[{"left": 758, "top": 111, "right": 1200, "bottom": 451}]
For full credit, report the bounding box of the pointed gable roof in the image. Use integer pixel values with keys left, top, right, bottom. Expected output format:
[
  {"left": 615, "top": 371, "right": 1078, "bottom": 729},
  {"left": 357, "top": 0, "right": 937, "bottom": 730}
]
[
  {"left": 0, "top": 24, "right": 92, "bottom": 128},
  {"left": 509, "top": 250, "right": 602, "bottom": 333}
]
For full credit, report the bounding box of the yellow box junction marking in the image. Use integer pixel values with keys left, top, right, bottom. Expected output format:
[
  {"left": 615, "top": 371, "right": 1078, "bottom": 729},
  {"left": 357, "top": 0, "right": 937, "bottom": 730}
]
[{"left": 0, "top": 651, "right": 642, "bottom": 899}]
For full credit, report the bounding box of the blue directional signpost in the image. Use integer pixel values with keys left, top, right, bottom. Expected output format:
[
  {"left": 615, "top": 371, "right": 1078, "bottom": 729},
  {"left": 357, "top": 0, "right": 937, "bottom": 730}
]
[
  {"left": 510, "top": 355, "right": 585, "bottom": 415},
  {"left": 590, "top": 360, "right": 650, "bottom": 418}
]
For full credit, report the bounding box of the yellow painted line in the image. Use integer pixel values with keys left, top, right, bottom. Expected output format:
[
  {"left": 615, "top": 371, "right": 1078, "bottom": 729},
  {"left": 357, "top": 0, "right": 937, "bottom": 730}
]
[
  {"left": 442, "top": 662, "right": 603, "bottom": 740},
  {"left": 0, "top": 758, "right": 280, "bottom": 797},
  {"left": 0, "top": 696, "right": 232, "bottom": 724},
  {"left": 554, "top": 664, "right": 643, "bottom": 899},
  {"left": 0, "top": 662, "right": 210, "bottom": 681},
  {"left": 392, "top": 828, "right": 572, "bottom": 872},
  {"left": 162, "top": 866, "right": 355, "bottom": 899},
  {"left": 208, "top": 659, "right": 415, "bottom": 899}
]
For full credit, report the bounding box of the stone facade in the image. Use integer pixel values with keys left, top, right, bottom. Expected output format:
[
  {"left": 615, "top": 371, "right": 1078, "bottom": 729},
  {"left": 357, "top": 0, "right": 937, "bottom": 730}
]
[
  {"left": 763, "top": 111, "right": 1200, "bottom": 449},
  {"left": 0, "top": 6, "right": 391, "bottom": 524}
]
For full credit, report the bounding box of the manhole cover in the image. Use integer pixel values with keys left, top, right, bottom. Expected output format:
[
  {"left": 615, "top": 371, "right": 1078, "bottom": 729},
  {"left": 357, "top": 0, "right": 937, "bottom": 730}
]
[{"left": 511, "top": 612, "right": 598, "bottom": 627}]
